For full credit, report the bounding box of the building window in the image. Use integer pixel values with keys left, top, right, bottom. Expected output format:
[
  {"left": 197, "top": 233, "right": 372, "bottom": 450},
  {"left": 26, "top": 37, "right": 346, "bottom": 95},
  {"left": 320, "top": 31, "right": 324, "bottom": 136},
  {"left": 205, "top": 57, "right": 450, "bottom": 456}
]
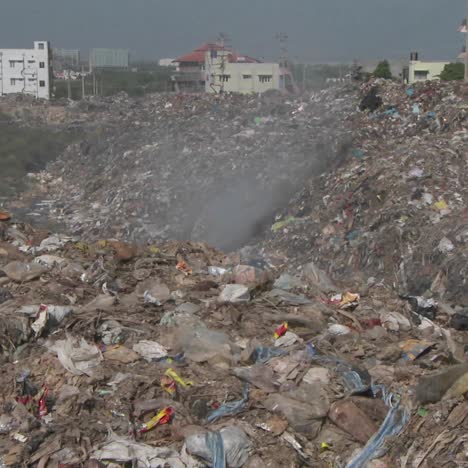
[
  {"left": 28, "top": 60, "right": 35, "bottom": 64},
  {"left": 39, "top": 80, "right": 45, "bottom": 87},
  {"left": 242, "top": 74, "right": 252, "bottom": 79},
  {"left": 210, "top": 50, "right": 218, "bottom": 59},
  {"left": 218, "top": 74, "right": 230, "bottom": 82},
  {"left": 38, "top": 43, "right": 45, "bottom": 50},
  {"left": 9, "top": 61, "right": 15, "bottom": 68},
  {"left": 10, "top": 78, "right": 16, "bottom": 86},
  {"left": 414, "top": 70, "right": 429, "bottom": 80},
  {"left": 39, "top": 62, "right": 45, "bottom": 69},
  {"left": 258, "top": 75, "right": 273, "bottom": 83}
]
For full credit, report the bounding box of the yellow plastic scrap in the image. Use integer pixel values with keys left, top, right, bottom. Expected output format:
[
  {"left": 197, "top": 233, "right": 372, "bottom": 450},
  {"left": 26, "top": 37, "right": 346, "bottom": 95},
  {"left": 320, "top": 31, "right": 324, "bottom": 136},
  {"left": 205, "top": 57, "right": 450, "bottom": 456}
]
[
  {"left": 339, "top": 292, "right": 360, "bottom": 308},
  {"left": 74, "top": 242, "right": 90, "bottom": 253},
  {"left": 433, "top": 200, "right": 448, "bottom": 211},
  {"left": 399, "top": 339, "right": 434, "bottom": 361},
  {"left": 320, "top": 442, "right": 331, "bottom": 453},
  {"left": 164, "top": 368, "right": 193, "bottom": 388},
  {"left": 271, "top": 216, "right": 297, "bottom": 233},
  {"left": 148, "top": 246, "right": 160, "bottom": 254}
]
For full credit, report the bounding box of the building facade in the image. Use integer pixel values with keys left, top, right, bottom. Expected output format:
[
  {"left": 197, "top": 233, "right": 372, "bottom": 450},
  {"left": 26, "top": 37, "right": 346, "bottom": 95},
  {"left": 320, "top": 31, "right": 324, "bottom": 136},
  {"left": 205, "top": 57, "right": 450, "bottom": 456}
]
[
  {"left": 205, "top": 50, "right": 285, "bottom": 94},
  {"left": 89, "top": 48, "right": 129, "bottom": 70},
  {"left": 172, "top": 42, "right": 287, "bottom": 93},
  {"left": 0, "top": 41, "right": 52, "bottom": 99},
  {"left": 405, "top": 53, "right": 449, "bottom": 84}
]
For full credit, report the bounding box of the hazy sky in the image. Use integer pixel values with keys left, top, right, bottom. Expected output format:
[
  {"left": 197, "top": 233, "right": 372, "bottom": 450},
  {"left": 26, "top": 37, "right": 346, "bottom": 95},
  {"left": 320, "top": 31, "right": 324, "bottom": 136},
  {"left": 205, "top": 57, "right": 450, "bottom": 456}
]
[{"left": 0, "top": 0, "right": 465, "bottom": 63}]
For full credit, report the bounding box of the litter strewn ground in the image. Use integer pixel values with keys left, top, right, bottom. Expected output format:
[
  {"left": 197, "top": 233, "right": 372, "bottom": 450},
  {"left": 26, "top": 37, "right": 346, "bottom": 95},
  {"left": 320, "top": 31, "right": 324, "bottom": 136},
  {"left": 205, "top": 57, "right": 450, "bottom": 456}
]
[{"left": 0, "top": 79, "right": 466, "bottom": 467}]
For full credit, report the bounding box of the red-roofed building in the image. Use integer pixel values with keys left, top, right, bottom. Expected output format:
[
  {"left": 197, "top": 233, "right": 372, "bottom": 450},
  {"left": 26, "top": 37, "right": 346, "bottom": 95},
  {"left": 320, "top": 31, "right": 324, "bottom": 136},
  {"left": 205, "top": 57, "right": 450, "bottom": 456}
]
[
  {"left": 172, "top": 42, "right": 263, "bottom": 92},
  {"left": 174, "top": 43, "right": 260, "bottom": 67}
]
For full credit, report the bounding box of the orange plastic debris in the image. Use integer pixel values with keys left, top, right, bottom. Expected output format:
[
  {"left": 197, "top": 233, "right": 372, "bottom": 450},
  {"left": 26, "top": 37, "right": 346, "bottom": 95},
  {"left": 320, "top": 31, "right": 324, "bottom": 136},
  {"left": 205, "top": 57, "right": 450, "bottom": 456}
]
[
  {"left": 0, "top": 211, "right": 11, "bottom": 221},
  {"left": 176, "top": 261, "right": 192, "bottom": 275}
]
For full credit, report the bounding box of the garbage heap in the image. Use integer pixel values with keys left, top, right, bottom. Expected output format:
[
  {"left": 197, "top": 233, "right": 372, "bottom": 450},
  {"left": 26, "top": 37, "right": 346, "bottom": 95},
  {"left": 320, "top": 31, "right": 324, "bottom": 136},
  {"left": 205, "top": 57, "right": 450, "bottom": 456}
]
[
  {"left": 263, "top": 79, "right": 468, "bottom": 305},
  {"left": 0, "top": 212, "right": 466, "bottom": 467},
  {"left": 23, "top": 88, "right": 355, "bottom": 250}
]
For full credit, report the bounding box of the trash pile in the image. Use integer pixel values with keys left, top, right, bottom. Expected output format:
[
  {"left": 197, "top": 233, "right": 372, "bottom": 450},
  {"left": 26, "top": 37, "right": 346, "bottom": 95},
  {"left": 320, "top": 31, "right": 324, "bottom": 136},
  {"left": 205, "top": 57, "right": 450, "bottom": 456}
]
[
  {"left": 0, "top": 79, "right": 466, "bottom": 466},
  {"left": 19, "top": 88, "right": 356, "bottom": 250},
  {"left": 0, "top": 210, "right": 467, "bottom": 466},
  {"left": 264, "top": 80, "right": 468, "bottom": 305}
]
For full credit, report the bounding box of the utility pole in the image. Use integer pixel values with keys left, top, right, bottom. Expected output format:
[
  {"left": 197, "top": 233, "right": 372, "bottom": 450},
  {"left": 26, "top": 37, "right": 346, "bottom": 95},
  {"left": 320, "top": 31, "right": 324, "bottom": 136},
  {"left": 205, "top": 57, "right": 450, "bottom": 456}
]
[
  {"left": 81, "top": 65, "right": 86, "bottom": 99},
  {"left": 93, "top": 72, "right": 96, "bottom": 96},
  {"left": 67, "top": 70, "right": 71, "bottom": 100},
  {"left": 302, "top": 63, "right": 307, "bottom": 91},
  {"left": 275, "top": 32, "right": 299, "bottom": 93}
]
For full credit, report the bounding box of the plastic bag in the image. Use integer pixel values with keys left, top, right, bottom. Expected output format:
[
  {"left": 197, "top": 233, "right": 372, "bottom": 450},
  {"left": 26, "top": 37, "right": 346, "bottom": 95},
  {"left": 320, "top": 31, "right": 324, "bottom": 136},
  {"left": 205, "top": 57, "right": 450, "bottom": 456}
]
[
  {"left": 186, "top": 426, "right": 252, "bottom": 468},
  {"left": 93, "top": 430, "right": 198, "bottom": 468},
  {"left": 207, "top": 385, "right": 249, "bottom": 423},
  {"left": 133, "top": 340, "right": 168, "bottom": 361},
  {"left": 47, "top": 335, "right": 103, "bottom": 376}
]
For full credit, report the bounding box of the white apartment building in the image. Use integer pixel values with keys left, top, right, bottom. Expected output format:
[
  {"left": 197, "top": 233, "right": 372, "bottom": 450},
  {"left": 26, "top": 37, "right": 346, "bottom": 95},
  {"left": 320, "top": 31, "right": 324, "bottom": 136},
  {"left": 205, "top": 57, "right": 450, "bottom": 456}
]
[
  {"left": 205, "top": 50, "right": 286, "bottom": 94},
  {"left": 0, "top": 41, "right": 52, "bottom": 100}
]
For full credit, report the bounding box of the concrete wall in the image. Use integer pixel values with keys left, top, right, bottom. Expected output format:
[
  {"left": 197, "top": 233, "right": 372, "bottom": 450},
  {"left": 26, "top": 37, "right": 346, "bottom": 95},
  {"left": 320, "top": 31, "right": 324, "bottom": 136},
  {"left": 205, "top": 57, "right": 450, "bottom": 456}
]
[
  {"left": 0, "top": 41, "right": 51, "bottom": 99},
  {"left": 205, "top": 51, "right": 283, "bottom": 94},
  {"left": 408, "top": 60, "right": 449, "bottom": 84}
]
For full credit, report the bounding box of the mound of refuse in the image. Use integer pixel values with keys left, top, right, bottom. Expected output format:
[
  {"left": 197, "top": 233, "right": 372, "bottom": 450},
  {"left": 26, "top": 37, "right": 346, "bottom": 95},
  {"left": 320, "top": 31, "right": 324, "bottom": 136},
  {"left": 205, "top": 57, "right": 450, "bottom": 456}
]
[
  {"left": 0, "top": 211, "right": 467, "bottom": 466},
  {"left": 1, "top": 80, "right": 467, "bottom": 466},
  {"left": 22, "top": 88, "right": 355, "bottom": 250},
  {"left": 263, "top": 80, "right": 468, "bottom": 305}
]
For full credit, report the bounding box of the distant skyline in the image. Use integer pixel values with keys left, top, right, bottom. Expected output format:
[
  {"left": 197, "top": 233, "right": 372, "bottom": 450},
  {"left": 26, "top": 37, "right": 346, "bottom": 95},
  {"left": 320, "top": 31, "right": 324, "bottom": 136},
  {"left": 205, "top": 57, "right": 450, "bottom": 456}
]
[{"left": 0, "top": 0, "right": 465, "bottom": 63}]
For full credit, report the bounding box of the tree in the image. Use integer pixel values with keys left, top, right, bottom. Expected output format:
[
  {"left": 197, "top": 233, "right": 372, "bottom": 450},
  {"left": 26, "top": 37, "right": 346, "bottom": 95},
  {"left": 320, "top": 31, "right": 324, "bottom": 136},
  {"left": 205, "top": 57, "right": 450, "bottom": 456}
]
[
  {"left": 373, "top": 60, "right": 392, "bottom": 79},
  {"left": 439, "top": 63, "right": 464, "bottom": 81}
]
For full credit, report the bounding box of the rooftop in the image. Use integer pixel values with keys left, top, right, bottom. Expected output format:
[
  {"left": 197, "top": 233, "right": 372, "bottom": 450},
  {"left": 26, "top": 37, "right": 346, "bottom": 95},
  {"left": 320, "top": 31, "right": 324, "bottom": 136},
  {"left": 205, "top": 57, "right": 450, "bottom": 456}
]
[{"left": 174, "top": 43, "right": 260, "bottom": 64}]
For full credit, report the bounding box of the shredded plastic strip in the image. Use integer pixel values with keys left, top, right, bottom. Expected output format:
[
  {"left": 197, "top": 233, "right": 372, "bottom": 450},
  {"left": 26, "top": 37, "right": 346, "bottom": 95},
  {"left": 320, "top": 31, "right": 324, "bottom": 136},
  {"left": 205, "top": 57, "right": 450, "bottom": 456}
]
[
  {"left": 306, "top": 343, "right": 410, "bottom": 466},
  {"left": 346, "top": 401, "right": 410, "bottom": 467},
  {"left": 205, "top": 430, "right": 226, "bottom": 468}
]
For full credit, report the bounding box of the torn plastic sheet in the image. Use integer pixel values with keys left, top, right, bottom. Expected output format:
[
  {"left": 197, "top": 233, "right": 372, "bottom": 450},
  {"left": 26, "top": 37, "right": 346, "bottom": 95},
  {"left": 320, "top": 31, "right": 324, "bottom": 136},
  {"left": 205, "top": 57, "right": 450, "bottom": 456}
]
[
  {"left": 252, "top": 346, "right": 287, "bottom": 364},
  {"left": 346, "top": 386, "right": 410, "bottom": 468},
  {"left": 186, "top": 426, "right": 251, "bottom": 468},
  {"left": 307, "top": 349, "right": 371, "bottom": 394},
  {"left": 47, "top": 335, "right": 103, "bottom": 376},
  {"left": 306, "top": 345, "right": 410, "bottom": 466},
  {"left": 92, "top": 431, "right": 199, "bottom": 468},
  {"left": 206, "top": 431, "right": 226, "bottom": 468},
  {"left": 207, "top": 385, "right": 250, "bottom": 423}
]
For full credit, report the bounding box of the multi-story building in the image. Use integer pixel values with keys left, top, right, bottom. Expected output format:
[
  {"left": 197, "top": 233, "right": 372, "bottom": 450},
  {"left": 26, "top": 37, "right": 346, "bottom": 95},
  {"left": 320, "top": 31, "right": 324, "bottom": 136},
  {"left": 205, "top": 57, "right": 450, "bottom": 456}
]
[
  {"left": 172, "top": 42, "right": 290, "bottom": 93},
  {"left": 89, "top": 48, "right": 129, "bottom": 70},
  {"left": 0, "top": 41, "right": 52, "bottom": 99},
  {"left": 205, "top": 50, "right": 287, "bottom": 94}
]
